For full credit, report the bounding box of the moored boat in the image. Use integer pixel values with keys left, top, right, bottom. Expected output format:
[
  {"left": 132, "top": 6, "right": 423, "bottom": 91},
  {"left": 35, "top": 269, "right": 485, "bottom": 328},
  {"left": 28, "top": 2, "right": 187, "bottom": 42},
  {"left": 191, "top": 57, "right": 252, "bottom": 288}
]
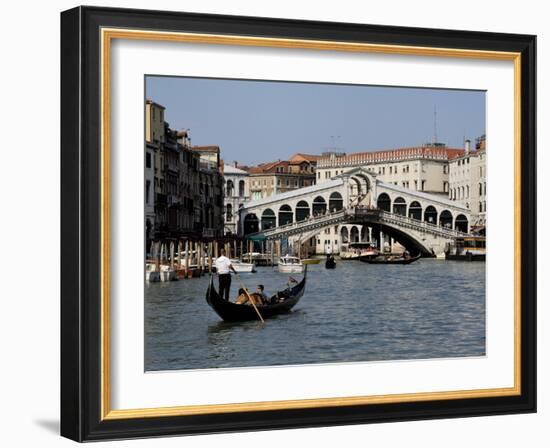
[
  {"left": 230, "top": 259, "right": 256, "bottom": 273},
  {"left": 278, "top": 255, "right": 304, "bottom": 273},
  {"left": 340, "top": 242, "right": 379, "bottom": 260},
  {"left": 445, "top": 236, "right": 486, "bottom": 261},
  {"left": 359, "top": 254, "right": 421, "bottom": 265},
  {"left": 325, "top": 255, "right": 336, "bottom": 269},
  {"left": 302, "top": 258, "right": 321, "bottom": 265},
  {"left": 206, "top": 268, "right": 307, "bottom": 322}
]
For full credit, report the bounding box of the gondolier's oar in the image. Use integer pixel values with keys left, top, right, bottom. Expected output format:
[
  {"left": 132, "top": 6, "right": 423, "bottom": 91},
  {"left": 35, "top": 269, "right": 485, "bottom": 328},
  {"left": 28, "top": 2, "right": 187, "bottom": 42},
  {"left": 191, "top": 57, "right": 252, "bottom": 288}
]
[{"left": 234, "top": 271, "right": 265, "bottom": 323}]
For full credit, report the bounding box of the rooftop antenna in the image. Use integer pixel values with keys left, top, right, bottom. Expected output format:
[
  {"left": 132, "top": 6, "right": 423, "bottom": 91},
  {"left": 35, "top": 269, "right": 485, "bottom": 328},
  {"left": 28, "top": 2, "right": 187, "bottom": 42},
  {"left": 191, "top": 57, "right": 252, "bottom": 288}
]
[{"left": 433, "top": 105, "right": 438, "bottom": 144}]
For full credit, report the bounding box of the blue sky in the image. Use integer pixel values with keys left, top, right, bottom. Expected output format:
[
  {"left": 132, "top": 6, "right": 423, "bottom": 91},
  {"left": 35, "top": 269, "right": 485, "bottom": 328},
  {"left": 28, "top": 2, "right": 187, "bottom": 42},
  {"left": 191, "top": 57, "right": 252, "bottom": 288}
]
[{"left": 146, "top": 76, "right": 485, "bottom": 166}]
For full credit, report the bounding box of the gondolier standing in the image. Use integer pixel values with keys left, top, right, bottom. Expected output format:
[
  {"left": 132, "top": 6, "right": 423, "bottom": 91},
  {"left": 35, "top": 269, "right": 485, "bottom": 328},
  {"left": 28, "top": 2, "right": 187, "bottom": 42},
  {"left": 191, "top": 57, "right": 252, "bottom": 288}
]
[{"left": 214, "top": 248, "right": 237, "bottom": 301}]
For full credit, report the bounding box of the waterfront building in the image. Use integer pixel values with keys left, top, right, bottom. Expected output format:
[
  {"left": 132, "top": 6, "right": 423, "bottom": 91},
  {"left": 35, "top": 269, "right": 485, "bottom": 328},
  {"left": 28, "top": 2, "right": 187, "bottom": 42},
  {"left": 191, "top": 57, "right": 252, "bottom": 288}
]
[
  {"left": 448, "top": 136, "right": 486, "bottom": 229},
  {"left": 145, "top": 100, "right": 224, "bottom": 240},
  {"left": 247, "top": 153, "right": 319, "bottom": 200},
  {"left": 223, "top": 162, "right": 250, "bottom": 235},
  {"left": 316, "top": 144, "right": 464, "bottom": 195},
  {"left": 144, "top": 100, "right": 165, "bottom": 243},
  {"left": 190, "top": 145, "right": 224, "bottom": 238}
]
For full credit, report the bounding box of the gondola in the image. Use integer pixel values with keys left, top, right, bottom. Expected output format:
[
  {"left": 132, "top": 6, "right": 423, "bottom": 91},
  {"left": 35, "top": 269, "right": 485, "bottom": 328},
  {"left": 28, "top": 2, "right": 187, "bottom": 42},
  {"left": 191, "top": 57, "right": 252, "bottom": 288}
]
[
  {"left": 206, "top": 268, "right": 307, "bottom": 322},
  {"left": 359, "top": 254, "right": 421, "bottom": 265},
  {"left": 325, "top": 256, "right": 336, "bottom": 269}
]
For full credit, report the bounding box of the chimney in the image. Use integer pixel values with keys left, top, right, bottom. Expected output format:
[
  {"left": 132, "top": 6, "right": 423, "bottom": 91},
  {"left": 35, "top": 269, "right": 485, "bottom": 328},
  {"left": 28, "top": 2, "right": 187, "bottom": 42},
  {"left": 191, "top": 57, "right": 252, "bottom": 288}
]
[
  {"left": 233, "top": 161, "right": 238, "bottom": 168},
  {"left": 464, "top": 139, "right": 471, "bottom": 154}
]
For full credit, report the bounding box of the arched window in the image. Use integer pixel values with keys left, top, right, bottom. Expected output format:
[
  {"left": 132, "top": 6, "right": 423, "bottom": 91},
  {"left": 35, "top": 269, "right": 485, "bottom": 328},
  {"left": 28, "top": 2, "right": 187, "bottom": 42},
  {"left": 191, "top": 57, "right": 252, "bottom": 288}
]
[
  {"left": 392, "top": 197, "right": 407, "bottom": 216},
  {"left": 329, "top": 192, "right": 343, "bottom": 212},
  {"left": 350, "top": 226, "right": 360, "bottom": 243},
  {"left": 408, "top": 201, "right": 422, "bottom": 220},
  {"left": 226, "top": 203, "right": 233, "bottom": 222},
  {"left": 278, "top": 204, "right": 293, "bottom": 226},
  {"left": 312, "top": 196, "right": 327, "bottom": 216},
  {"left": 295, "top": 200, "right": 310, "bottom": 222},
  {"left": 377, "top": 193, "right": 391, "bottom": 211},
  {"left": 243, "top": 213, "right": 259, "bottom": 235},
  {"left": 340, "top": 227, "right": 349, "bottom": 243},
  {"left": 239, "top": 180, "right": 245, "bottom": 197},
  {"left": 261, "top": 208, "right": 276, "bottom": 230},
  {"left": 226, "top": 180, "right": 234, "bottom": 197},
  {"left": 455, "top": 214, "right": 468, "bottom": 233},
  {"left": 439, "top": 210, "right": 453, "bottom": 228},
  {"left": 424, "top": 205, "right": 437, "bottom": 224}
]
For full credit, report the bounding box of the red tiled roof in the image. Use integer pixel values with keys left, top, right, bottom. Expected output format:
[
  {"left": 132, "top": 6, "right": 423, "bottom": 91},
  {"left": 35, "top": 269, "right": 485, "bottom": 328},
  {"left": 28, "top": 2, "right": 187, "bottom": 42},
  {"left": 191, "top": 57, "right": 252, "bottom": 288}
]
[
  {"left": 318, "top": 146, "right": 465, "bottom": 166},
  {"left": 289, "top": 153, "right": 323, "bottom": 163}
]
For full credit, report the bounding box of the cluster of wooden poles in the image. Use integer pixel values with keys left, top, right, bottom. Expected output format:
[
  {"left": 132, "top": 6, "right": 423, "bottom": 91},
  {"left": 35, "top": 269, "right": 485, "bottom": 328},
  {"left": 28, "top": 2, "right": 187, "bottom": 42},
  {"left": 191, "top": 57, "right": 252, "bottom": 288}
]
[{"left": 147, "top": 238, "right": 285, "bottom": 277}]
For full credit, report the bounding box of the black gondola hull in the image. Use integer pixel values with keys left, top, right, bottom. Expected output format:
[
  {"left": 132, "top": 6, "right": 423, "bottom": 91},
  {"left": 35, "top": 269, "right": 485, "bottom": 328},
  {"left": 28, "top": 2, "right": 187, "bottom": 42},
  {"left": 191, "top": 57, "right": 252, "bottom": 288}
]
[
  {"left": 359, "top": 254, "right": 421, "bottom": 265},
  {"left": 206, "top": 271, "right": 307, "bottom": 322}
]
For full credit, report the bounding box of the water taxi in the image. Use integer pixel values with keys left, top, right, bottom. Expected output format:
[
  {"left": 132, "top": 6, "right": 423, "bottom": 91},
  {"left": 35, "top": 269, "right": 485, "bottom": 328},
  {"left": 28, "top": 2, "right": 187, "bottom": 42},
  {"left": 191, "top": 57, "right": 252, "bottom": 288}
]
[
  {"left": 340, "top": 242, "right": 379, "bottom": 260},
  {"left": 278, "top": 255, "right": 304, "bottom": 273},
  {"left": 230, "top": 259, "right": 256, "bottom": 273},
  {"left": 445, "top": 236, "right": 486, "bottom": 261}
]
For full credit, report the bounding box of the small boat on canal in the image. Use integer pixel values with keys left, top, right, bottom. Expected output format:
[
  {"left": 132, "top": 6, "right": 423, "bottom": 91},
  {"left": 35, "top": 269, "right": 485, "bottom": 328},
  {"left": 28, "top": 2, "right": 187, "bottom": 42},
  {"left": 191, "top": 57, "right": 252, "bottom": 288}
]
[
  {"left": 445, "top": 236, "right": 486, "bottom": 261},
  {"left": 359, "top": 253, "right": 421, "bottom": 265},
  {"left": 302, "top": 258, "right": 321, "bottom": 265},
  {"left": 325, "top": 255, "right": 336, "bottom": 269},
  {"left": 278, "top": 255, "right": 304, "bottom": 273},
  {"left": 340, "top": 242, "right": 379, "bottom": 260},
  {"left": 206, "top": 268, "right": 307, "bottom": 322},
  {"left": 229, "top": 259, "right": 256, "bottom": 273}
]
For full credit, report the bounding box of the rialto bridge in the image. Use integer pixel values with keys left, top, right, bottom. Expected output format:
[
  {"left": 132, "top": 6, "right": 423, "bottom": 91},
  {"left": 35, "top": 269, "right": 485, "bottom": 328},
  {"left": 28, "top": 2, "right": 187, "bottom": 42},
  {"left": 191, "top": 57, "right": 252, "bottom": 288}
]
[{"left": 238, "top": 168, "right": 471, "bottom": 256}]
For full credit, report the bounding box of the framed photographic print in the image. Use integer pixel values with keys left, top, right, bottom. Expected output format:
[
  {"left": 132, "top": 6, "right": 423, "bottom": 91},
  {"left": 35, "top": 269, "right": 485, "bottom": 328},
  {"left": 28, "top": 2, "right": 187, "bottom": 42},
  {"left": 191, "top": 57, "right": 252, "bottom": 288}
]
[{"left": 60, "top": 6, "right": 536, "bottom": 442}]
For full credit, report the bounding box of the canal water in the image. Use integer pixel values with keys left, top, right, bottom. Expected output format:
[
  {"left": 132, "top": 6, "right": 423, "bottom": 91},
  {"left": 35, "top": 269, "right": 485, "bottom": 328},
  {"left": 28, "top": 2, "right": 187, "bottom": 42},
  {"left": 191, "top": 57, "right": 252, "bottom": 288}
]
[{"left": 145, "top": 259, "right": 485, "bottom": 371}]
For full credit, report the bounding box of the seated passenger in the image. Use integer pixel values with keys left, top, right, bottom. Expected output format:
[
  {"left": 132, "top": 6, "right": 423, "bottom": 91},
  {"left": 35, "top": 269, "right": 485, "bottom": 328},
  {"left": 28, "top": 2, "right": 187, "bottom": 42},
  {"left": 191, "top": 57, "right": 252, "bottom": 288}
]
[
  {"left": 256, "top": 285, "right": 268, "bottom": 304},
  {"left": 235, "top": 288, "right": 264, "bottom": 306}
]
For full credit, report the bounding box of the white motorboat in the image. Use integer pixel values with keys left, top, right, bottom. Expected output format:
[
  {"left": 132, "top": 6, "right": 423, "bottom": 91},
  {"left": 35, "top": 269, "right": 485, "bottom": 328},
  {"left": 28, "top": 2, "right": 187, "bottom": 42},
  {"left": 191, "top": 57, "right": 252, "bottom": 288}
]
[
  {"left": 230, "top": 259, "right": 256, "bottom": 273},
  {"left": 159, "top": 264, "right": 178, "bottom": 282},
  {"left": 340, "top": 242, "right": 379, "bottom": 260},
  {"left": 278, "top": 255, "right": 304, "bottom": 273},
  {"left": 145, "top": 263, "right": 160, "bottom": 282}
]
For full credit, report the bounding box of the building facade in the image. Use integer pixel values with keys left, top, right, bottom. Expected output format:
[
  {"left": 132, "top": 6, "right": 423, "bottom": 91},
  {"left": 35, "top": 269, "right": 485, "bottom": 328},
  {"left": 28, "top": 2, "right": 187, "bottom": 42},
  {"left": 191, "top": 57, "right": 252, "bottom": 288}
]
[
  {"left": 144, "top": 100, "right": 165, "bottom": 242},
  {"left": 448, "top": 136, "right": 486, "bottom": 229},
  {"left": 223, "top": 163, "right": 250, "bottom": 235},
  {"left": 247, "top": 153, "right": 319, "bottom": 201},
  {"left": 145, "top": 100, "right": 224, "bottom": 241},
  {"left": 316, "top": 145, "right": 464, "bottom": 195}
]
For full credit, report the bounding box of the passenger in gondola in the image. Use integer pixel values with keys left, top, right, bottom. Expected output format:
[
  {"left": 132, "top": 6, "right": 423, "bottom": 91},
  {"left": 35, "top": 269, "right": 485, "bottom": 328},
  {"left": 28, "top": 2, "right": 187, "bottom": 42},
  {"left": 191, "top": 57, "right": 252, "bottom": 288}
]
[
  {"left": 235, "top": 287, "right": 263, "bottom": 306},
  {"left": 256, "top": 285, "right": 268, "bottom": 304},
  {"left": 403, "top": 250, "right": 410, "bottom": 260}
]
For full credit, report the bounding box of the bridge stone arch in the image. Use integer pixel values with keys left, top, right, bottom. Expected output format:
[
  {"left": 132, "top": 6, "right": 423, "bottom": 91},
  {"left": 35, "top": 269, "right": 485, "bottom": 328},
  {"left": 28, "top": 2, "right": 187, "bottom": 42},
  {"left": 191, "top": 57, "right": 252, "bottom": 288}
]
[
  {"left": 424, "top": 205, "right": 437, "bottom": 224},
  {"left": 340, "top": 226, "right": 349, "bottom": 243},
  {"left": 439, "top": 210, "right": 453, "bottom": 229},
  {"left": 392, "top": 196, "right": 407, "bottom": 216},
  {"left": 369, "top": 221, "right": 433, "bottom": 256},
  {"left": 377, "top": 192, "right": 391, "bottom": 211},
  {"left": 408, "top": 201, "right": 422, "bottom": 220},
  {"left": 312, "top": 196, "right": 327, "bottom": 216},
  {"left": 329, "top": 192, "right": 343, "bottom": 212},
  {"left": 455, "top": 214, "right": 469, "bottom": 233},
  {"left": 261, "top": 208, "right": 276, "bottom": 230},
  {"left": 243, "top": 213, "right": 259, "bottom": 235},
  {"left": 296, "top": 200, "right": 311, "bottom": 222},
  {"left": 278, "top": 204, "right": 293, "bottom": 226}
]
